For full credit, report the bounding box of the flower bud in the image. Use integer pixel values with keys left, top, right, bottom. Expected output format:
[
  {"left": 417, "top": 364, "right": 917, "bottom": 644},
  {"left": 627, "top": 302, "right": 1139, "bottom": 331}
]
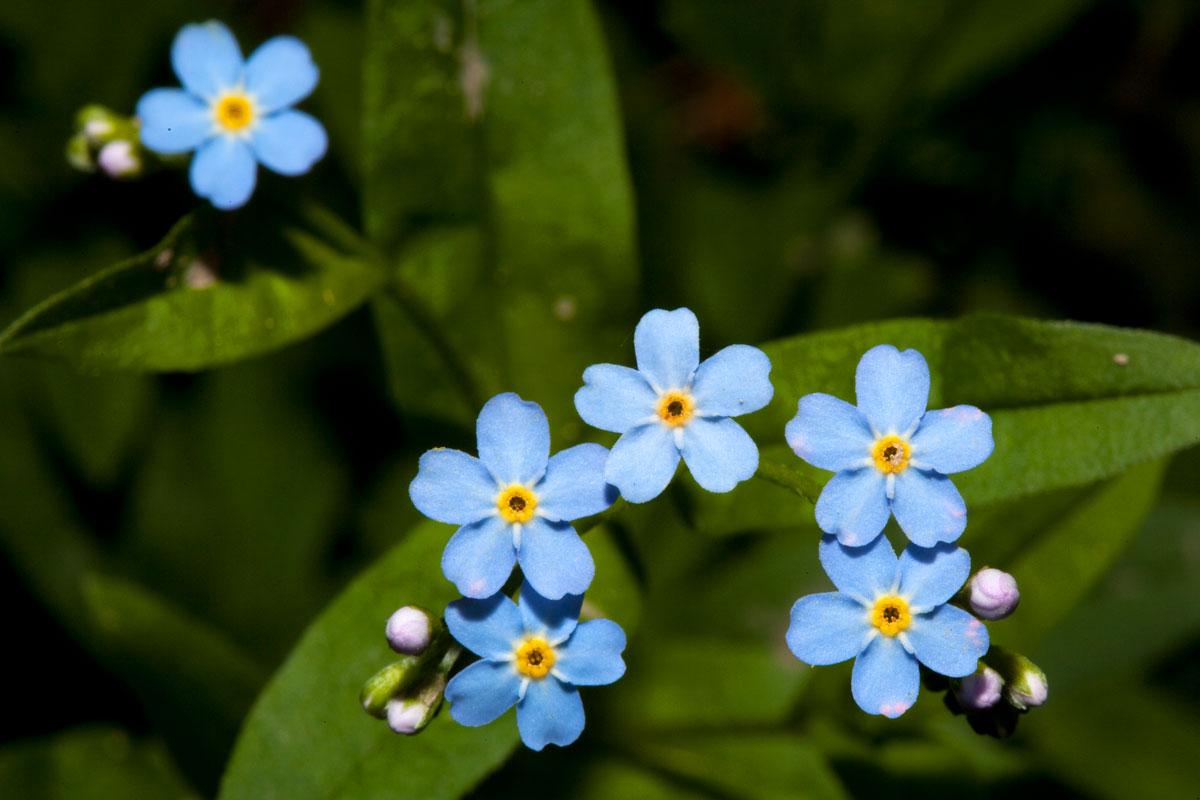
[
  {"left": 98, "top": 141, "right": 143, "bottom": 179},
  {"left": 955, "top": 666, "right": 1003, "bottom": 711},
  {"left": 1005, "top": 665, "right": 1048, "bottom": 710},
  {"left": 386, "top": 606, "right": 433, "bottom": 655},
  {"left": 385, "top": 669, "right": 448, "bottom": 735},
  {"left": 968, "top": 568, "right": 1020, "bottom": 620},
  {"left": 360, "top": 657, "right": 416, "bottom": 719},
  {"left": 66, "top": 133, "right": 97, "bottom": 173}
]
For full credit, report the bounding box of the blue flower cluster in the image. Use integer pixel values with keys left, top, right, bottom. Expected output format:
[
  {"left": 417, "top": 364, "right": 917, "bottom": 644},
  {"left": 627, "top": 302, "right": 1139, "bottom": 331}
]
[
  {"left": 784, "top": 345, "right": 995, "bottom": 716},
  {"left": 410, "top": 308, "right": 772, "bottom": 748}
]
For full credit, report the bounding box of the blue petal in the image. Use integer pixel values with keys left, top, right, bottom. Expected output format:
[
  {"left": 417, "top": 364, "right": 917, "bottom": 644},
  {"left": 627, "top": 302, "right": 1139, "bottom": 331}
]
[
  {"left": 516, "top": 677, "right": 585, "bottom": 750},
  {"left": 855, "top": 345, "right": 929, "bottom": 435},
  {"left": 244, "top": 35, "right": 319, "bottom": 113},
  {"left": 690, "top": 344, "right": 773, "bottom": 417},
  {"left": 679, "top": 416, "right": 758, "bottom": 493},
  {"left": 250, "top": 110, "right": 326, "bottom": 176},
  {"left": 189, "top": 136, "right": 257, "bottom": 210},
  {"left": 604, "top": 423, "right": 680, "bottom": 503},
  {"left": 814, "top": 468, "right": 891, "bottom": 547},
  {"left": 441, "top": 516, "right": 516, "bottom": 599},
  {"left": 409, "top": 448, "right": 497, "bottom": 525},
  {"left": 135, "top": 88, "right": 211, "bottom": 155},
  {"left": 818, "top": 533, "right": 898, "bottom": 601},
  {"left": 445, "top": 660, "right": 521, "bottom": 727},
  {"left": 851, "top": 635, "right": 920, "bottom": 718},
  {"left": 910, "top": 406, "right": 994, "bottom": 474},
  {"left": 574, "top": 363, "right": 657, "bottom": 433},
  {"left": 516, "top": 517, "right": 594, "bottom": 600},
  {"left": 518, "top": 581, "right": 581, "bottom": 644},
  {"left": 445, "top": 592, "right": 525, "bottom": 659},
  {"left": 786, "top": 393, "right": 874, "bottom": 472},
  {"left": 891, "top": 469, "right": 966, "bottom": 547},
  {"left": 535, "top": 443, "right": 617, "bottom": 521},
  {"left": 476, "top": 393, "right": 550, "bottom": 485},
  {"left": 171, "top": 20, "right": 244, "bottom": 100},
  {"left": 786, "top": 592, "right": 870, "bottom": 665},
  {"left": 897, "top": 542, "right": 971, "bottom": 611},
  {"left": 634, "top": 308, "right": 699, "bottom": 392},
  {"left": 554, "top": 620, "right": 626, "bottom": 685},
  {"left": 906, "top": 604, "right": 989, "bottom": 678}
]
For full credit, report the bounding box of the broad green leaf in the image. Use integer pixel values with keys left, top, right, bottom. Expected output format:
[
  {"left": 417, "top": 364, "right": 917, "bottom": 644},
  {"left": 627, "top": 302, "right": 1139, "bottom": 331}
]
[
  {"left": 0, "top": 726, "right": 194, "bottom": 800},
  {"left": 82, "top": 574, "right": 265, "bottom": 795},
  {"left": 562, "top": 757, "right": 710, "bottom": 800},
  {"left": 581, "top": 525, "right": 643, "bottom": 636},
  {"left": 1031, "top": 679, "right": 1200, "bottom": 800},
  {"left": 218, "top": 521, "right": 517, "bottom": 800},
  {"left": 0, "top": 209, "right": 383, "bottom": 371},
  {"left": 1003, "top": 459, "right": 1166, "bottom": 650},
  {"left": 364, "top": 0, "right": 637, "bottom": 426},
  {"left": 600, "top": 637, "right": 807, "bottom": 731},
  {"left": 634, "top": 732, "right": 849, "bottom": 800}
]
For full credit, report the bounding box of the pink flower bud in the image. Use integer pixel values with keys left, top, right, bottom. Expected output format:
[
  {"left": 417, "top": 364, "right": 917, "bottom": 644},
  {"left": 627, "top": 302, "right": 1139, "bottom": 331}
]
[
  {"left": 956, "top": 666, "right": 1003, "bottom": 711},
  {"left": 969, "top": 568, "right": 1019, "bottom": 620},
  {"left": 386, "top": 698, "right": 428, "bottom": 734},
  {"left": 386, "top": 606, "right": 432, "bottom": 655},
  {"left": 98, "top": 141, "right": 141, "bottom": 178},
  {"left": 1007, "top": 669, "right": 1048, "bottom": 710}
]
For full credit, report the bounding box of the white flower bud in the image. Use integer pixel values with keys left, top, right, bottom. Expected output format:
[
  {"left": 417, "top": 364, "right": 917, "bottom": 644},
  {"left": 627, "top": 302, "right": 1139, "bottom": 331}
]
[
  {"left": 1006, "top": 669, "right": 1048, "bottom": 710},
  {"left": 84, "top": 118, "right": 115, "bottom": 143},
  {"left": 955, "top": 666, "right": 1003, "bottom": 711},
  {"left": 98, "top": 141, "right": 141, "bottom": 179},
  {"left": 969, "top": 568, "right": 1020, "bottom": 620},
  {"left": 386, "top": 606, "right": 433, "bottom": 655},
  {"left": 386, "top": 698, "right": 429, "bottom": 734}
]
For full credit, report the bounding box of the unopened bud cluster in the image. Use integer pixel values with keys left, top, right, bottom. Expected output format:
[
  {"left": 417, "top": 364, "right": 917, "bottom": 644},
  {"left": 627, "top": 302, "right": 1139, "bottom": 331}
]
[
  {"left": 66, "top": 104, "right": 146, "bottom": 180},
  {"left": 361, "top": 605, "right": 458, "bottom": 736}
]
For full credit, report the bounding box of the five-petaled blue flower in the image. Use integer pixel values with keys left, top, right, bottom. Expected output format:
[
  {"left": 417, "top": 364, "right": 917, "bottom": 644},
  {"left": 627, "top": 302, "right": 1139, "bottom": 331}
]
[
  {"left": 136, "top": 20, "right": 327, "bottom": 210},
  {"left": 444, "top": 582, "right": 626, "bottom": 751},
  {"left": 574, "top": 307, "right": 773, "bottom": 503},
  {"left": 787, "top": 534, "right": 989, "bottom": 718},
  {"left": 410, "top": 392, "right": 616, "bottom": 601},
  {"left": 786, "top": 344, "right": 993, "bottom": 548}
]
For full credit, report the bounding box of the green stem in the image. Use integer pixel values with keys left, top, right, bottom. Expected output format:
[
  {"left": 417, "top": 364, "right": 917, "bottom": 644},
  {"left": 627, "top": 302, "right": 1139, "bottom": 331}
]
[{"left": 575, "top": 497, "right": 627, "bottom": 536}]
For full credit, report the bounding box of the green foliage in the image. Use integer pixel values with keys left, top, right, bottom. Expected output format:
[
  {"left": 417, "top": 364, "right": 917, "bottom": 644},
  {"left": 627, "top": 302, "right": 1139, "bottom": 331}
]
[{"left": 217, "top": 522, "right": 518, "bottom": 800}]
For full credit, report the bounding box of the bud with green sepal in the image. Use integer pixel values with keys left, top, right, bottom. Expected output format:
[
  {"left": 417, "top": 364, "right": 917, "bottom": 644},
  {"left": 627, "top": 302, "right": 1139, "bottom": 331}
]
[
  {"left": 983, "top": 645, "right": 1048, "bottom": 710},
  {"left": 360, "top": 656, "right": 418, "bottom": 719}
]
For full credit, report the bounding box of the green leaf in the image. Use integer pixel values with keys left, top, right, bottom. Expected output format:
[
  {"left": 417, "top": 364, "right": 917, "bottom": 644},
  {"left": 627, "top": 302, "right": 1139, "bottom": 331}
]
[
  {"left": 82, "top": 574, "right": 265, "bottom": 795},
  {"left": 0, "top": 209, "right": 383, "bottom": 371},
  {"left": 364, "top": 0, "right": 637, "bottom": 426},
  {"left": 0, "top": 726, "right": 194, "bottom": 800},
  {"left": 1003, "top": 459, "right": 1167, "bottom": 651},
  {"left": 632, "top": 732, "right": 850, "bottom": 800},
  {"left": 217, "top": 521, "right": 517, "bottom": 800},
  {"left": 600, "top": 637, "right": 808, "bottom": 731}
]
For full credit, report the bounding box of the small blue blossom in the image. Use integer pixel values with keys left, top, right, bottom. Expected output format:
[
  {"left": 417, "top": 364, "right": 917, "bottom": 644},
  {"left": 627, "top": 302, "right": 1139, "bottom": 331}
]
[
  {"left": 410, "top": 392, "right": 616, "bottom": 600},
  {"left": 574, "top": 307, "right": 773, "bottom": 503},
  {"left": 136, "top": 20, "right": 327, "bottom": 210},
  {"left": 444, "top": 583, "right": 626, "bottom": 751},
  {"left": 786, "top": 344, "right": 993, "bottom": 547},
  {"left": 786, "top": 534, "right": 989, "bottom": 718}
]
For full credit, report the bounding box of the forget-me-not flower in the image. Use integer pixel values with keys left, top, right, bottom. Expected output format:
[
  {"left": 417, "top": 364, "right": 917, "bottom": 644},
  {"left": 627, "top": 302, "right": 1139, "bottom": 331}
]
[
  {"left": 444, "top": 583, "right": 626, "bottom": 751},
  {"left": 575, "top": 308, "right": 773, "bottom": 503},
  {"left": 410, "top": 392, "right": 616, "bottom": 600},
  {"left": 787, "top": 534, "right": 989, "bottom": 718},
  {"left": 136, "top": 20, "right": 327, "bottom": 210},
  {"left": 786, "top": 344, "right": 993, "bottom": 547}
]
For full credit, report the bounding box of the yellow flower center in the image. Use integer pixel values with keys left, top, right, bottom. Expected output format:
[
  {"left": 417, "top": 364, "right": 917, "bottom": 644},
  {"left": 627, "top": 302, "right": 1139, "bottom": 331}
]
[
  {"left": 656, "top": 391, "right": 694, "bottom": 428},
  {"left": 871, "top": 596, "right": 911, "bottom": 637},
  {"left": 515, "top": 638, "right": 555, "bottom": 679},
  {"left": 497, "top": 485, "right": 537, "bottom": 524},
  {"left": 215, "top": 93, "right": 254, "bottom": 131},
  {"left": 872, "top": 435, "right": 910, "bottom": 474}
]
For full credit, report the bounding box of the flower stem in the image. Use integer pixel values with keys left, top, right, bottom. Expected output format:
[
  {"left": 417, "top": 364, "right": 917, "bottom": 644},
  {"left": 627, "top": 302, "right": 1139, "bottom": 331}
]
[{"left": 754, "top": 457, "right": 821, "bottom": 505}]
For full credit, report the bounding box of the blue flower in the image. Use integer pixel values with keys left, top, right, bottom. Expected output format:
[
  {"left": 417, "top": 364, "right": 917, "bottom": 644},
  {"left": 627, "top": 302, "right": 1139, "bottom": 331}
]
[
  {"left": 574, "top": 308, "right": 773, "bottom": 502},
  {"left": 786, "top": 344, "right": 993, "bottom": 547},
  {"left": 410, "top": 393, "right": 616, "bottom": 600},
  {"left": 444, "top": 583, "right": 626, "bottom": 751},
  {"left": 786, "top": 534, "right": 989, "bottom": 718},
  {"left": 136, "top": 20, "right": 327, "bottom": 210}
]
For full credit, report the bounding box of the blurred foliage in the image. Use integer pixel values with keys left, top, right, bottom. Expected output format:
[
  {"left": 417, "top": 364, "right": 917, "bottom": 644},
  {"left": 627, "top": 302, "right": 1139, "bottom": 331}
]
[{"left": 2, "top": 0, "right": 1200, "bottom": 798}]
